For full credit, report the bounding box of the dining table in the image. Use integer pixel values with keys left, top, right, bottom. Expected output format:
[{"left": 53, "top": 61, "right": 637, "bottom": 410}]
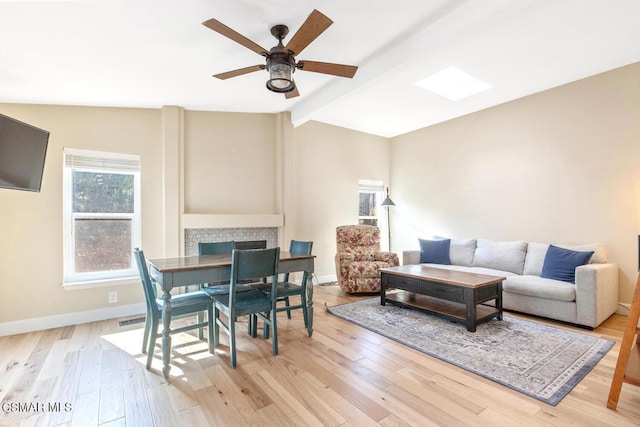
[{"left": 147, "top": 251, "right": 315, "bottom": 378}]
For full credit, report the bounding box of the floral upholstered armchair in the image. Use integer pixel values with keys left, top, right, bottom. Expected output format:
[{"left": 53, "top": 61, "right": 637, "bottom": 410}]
[{"left": 334, "top": 225, "right": 400, "bottom": 293}]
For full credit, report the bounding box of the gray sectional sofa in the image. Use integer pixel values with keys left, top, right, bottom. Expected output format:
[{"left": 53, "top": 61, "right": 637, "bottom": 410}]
[{"left": 403, "top": 238, "right": 619, "bottom": 328}]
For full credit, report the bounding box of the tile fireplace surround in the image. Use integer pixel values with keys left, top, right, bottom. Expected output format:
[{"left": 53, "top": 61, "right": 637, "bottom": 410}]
[{"left": 184, "top": 227, "right": 279, "bottom": 256}]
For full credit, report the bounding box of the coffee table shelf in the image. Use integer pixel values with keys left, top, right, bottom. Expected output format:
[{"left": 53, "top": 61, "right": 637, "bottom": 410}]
[{"left": 385, "top": 291, "right": 500, "bottom": 323}]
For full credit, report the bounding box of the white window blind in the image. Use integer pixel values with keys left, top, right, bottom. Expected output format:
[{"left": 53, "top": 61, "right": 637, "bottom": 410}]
[{"left": 64, "top": 149, "right": 140, "bottom": 173}]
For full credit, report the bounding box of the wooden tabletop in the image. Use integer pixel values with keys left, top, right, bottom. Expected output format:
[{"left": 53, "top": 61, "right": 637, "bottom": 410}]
[
  {"left": 148, "top": 251, "right": 314, "bottom": 273},
  {"left": 379, "top": 264, "right": 506, "bottom": 288}
]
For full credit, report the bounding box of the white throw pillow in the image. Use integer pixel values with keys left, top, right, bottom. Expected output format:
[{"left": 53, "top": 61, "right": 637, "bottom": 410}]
[
  {"left": 523, "top": 242, "right": 549, "bottom": 276},
  {"left": 472, "top": 239, "right": 528, "bottom": 275},
  {"left": 450, "top": 239, "right": 476, "bottom": 266}
]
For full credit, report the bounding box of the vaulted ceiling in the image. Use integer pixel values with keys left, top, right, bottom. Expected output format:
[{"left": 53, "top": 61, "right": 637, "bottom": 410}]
[{"left": 1, "top": 0, "right": 638, "bottom": 138}]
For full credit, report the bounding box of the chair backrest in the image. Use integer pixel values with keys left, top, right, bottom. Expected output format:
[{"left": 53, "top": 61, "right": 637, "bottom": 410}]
[
  {"left": 228, "top": 248, "right": 279, "bottom": 306},
  {"left": 290, "top": 240, "right": 313, "bottom": 255},
  {"left": 231, "top": 247, "right": 280, "bottom": 283},
  {"left": 285, "top": 240, "right": 313, "bottom": 283},
  {"left": 336, "top": 225, "right": 381, "bottom": 261},
  {"left": 198, "top": 241, "right": 235, "bottom": 255},
  {"left": 235, "top": 240, "right": 267, "bottom": 250},
  {"left": 133, "top": 248, "right": 160, "bottom": 321}
]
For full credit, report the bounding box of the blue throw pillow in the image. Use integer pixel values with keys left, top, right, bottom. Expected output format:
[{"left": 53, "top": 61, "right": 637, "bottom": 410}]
[
  {"left": 540, "top": 245, "right": 594, "bottom": 283},
  {"left": 419, "top": 238, "right": 451, "bottom": 264}
]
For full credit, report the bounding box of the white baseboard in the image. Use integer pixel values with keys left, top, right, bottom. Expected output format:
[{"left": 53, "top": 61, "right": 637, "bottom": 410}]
[
  {"left": 1, "top": 273, "right": 339, "bottom": 337},
  {"left": 314, "top": 274, "right": 337, "bottom": 284},
  {"left": 0, "top": 303, "right": 146, "bottom": 337},
  {"left": 617, "top": 303, "right": 631, "bottom": 316}
]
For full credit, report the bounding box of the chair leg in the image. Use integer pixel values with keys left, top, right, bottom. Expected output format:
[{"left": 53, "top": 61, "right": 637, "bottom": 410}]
[
  {"left": 263, "top": 314, "right": 270, "bottom": 339},
  {"left": 301, "top": 290, "right": 309, "bottom": 329},
  {"left": 213, "top": 305, "right": 220, "bottom": 348},
  {"left": 207, "top": 305, "right": 214, "bottom": 353},
  {"left": 229, "top": 318, "right": 237, "bottom": 368},
  {"left": 197, "top": 311, "right": 204, "bottom": 340},
  {"left": 271, "top": 309, "right": 278, "bottom": 356},
  {"left": 142, "top": 314, "right": 151, "bottom": 354},
  {"left": 284, "top": 297, "right": 292, "bottom": 319},
  {"left": 248, "top": 314, "right": 257, "bottom": 337},
  {"left": 147, "top": 318, "right": 159, "bottom": 369}
]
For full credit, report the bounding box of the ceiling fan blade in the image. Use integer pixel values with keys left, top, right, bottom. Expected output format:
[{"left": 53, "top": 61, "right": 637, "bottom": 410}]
[
  {"left": 285, "top": 9, "right": 333, "bottom": 56},
  {"left": 213, "top": 65, "right": 264, "bottom": 80},
  {"left": 297, "top": 61, "right": 358, "bottom": 78},
  {"left": 203, "top": 18, "right": 269, "bottom": 56},
  {"left": 285, "top": 86, "right": 300, "bottom": 99}
]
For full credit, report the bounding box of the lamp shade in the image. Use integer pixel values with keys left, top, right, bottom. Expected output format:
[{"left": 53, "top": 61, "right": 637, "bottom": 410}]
[
  {"left": 381, "top": 196, "right": 395, "bottom": 206},
  {"left": 381, "top": 187, "right": 395, "bottom": 206}
]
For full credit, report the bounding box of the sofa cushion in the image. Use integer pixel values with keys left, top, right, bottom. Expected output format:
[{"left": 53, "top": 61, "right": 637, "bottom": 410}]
[
  {"left": 472, "top": 239, "right": 528, "bottom": 275},
  {"left": 540, "top": 245, "right": 594, "bottom": 283},
  {"left": 450, "top": 238, "right": 477, "bottom": 266},
  {"left": 567, "top": 243, "right": 607, "bottom": 263},
  {"left": 419, "top": 239, "right": 451, "bottom": 264},
  {"left": 503, "top": 275, "right": 576, "bottom": 302},
  {"left": 523, "top": 242, "right": 607, "bottom": 276},
  {"left": 421, "top": 264, "right": 516, "bottom": 278}
]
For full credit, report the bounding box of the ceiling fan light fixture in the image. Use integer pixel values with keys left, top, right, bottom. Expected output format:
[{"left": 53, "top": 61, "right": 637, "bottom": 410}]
[
  {"left": 204, "top": 10, "right": 356, "bottom": 99},
  {"left": 266, "top": 62, "right": 295, "bottom": 93}
]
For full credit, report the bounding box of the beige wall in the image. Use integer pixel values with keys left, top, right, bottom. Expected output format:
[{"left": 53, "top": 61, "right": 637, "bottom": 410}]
[
  {"left": 183, "top": 111, "right": 278, "bottom": 214},
  {"left": 390, "top": 62, "right": 640, "bottom": 304},
  {"left": 0, "top": 104, "right": 163, "bottom": 323},
  {"left": 293, "top": 121, "right": 391, "bottom": 279}
]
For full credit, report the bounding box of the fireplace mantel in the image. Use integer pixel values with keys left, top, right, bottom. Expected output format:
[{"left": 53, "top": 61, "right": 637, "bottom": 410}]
[{"left": 182, "top": 213, "right": 283, "bottom": 229}]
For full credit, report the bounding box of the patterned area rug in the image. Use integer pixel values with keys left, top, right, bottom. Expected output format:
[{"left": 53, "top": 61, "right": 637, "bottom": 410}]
[{"left": 327, "top": 297, "right": 614, "bottom": 405}]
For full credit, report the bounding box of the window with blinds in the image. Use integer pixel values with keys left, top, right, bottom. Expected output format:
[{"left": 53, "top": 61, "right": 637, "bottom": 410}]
[
  {"left": 358, "top": 179, "right": 383, "bottom": 227},
  {"left": 63, "top": 148, "right": 141, "bottom": 284}
]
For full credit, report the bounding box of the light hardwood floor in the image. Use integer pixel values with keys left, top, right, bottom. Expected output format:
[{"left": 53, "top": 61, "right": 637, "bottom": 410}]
[{"left": 1, "top": 284, "right": 640, "bottom": 426}]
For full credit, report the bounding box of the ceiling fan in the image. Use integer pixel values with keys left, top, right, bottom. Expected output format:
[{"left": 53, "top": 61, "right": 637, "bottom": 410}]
[{"left": 202, "top": 9, "right": 358, "bottom": 99}]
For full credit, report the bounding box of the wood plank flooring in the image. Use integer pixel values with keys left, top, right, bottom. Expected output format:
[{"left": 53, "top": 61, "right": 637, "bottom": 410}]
[{"left": 1, "top": 284, "right": 640, "bottom": 426}]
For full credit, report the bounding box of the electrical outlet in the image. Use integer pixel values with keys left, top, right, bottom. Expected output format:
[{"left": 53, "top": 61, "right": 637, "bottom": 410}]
[{"left": 108, "top": 291, "right": 117, "bottom": 304}]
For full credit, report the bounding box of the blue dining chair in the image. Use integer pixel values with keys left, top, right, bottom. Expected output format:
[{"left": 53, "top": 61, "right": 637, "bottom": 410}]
[
  {"left": 134, "top": 248, "right": 214, "bottom": 370},
  {"left": 252, "top": 240, "right": 313, "bottom": 333},
  {"left": 198, "top": 241, "right": 235, "bottom": 292},
  {"left": 199, "top": 241, "right": 236, "bottom": 256},
  {"left": 209, "top": 247, "right": 280, "bottom": 368}
]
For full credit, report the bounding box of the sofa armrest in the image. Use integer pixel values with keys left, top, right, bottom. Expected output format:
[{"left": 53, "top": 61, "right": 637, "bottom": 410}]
[
  {"left": 375, "top": 251, "right": 399, "bottom": 266},
  {"left": 575, "top": 263, "right": 619, "bottom": 328},
  {"left": 403, "top": 250, "right": 420, "bottom": 265},
  {"left": 334, "top": 252, "right": 355, "bottom": 286},
  {"left": 335, "top": 252, "right": 355, "bottom": 267}
]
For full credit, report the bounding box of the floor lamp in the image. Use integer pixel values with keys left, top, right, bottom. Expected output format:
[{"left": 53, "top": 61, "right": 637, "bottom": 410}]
[{"left": 381, "top": 187, "right": 395, "bottom": 251}]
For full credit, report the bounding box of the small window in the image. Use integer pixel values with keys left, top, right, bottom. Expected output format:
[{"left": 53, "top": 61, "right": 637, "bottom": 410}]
[
  {"left": 358, "top": 180, "right": 384, "bottom": 227},
  {"left": 63, "top": 148, "right": 141, "bottom": 284}
]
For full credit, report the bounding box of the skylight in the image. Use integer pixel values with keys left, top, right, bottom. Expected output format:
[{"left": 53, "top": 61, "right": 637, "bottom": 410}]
[{"left": 415, "top": 66, "right": 492, "bottom": 101}]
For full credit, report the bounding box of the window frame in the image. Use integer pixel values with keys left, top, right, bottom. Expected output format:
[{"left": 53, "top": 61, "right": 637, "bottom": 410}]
[
  {"left": 358, "top": 179, "right": 384, "bottom": 228},
  {"left": 63, "top": 148, "right": 141, "bottom": 287}
]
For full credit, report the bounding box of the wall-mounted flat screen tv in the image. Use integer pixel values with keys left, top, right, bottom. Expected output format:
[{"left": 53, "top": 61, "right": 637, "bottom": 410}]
[{"left": 0, "top": 113, "right": 49, "bottom": 192}]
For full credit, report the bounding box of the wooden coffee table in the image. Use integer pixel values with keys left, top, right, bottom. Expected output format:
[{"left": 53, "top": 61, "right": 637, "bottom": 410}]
[{"left": 380, "top": 265, "right": 505, "bottom": 332}]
